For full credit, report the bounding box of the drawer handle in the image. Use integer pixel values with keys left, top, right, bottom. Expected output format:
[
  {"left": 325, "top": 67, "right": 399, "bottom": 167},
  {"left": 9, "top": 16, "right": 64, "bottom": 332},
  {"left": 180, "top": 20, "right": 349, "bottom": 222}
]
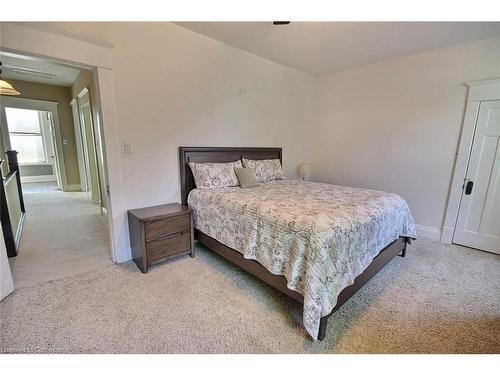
[{"left": 154, "top": 231, "right": 184, "bottom": 242}]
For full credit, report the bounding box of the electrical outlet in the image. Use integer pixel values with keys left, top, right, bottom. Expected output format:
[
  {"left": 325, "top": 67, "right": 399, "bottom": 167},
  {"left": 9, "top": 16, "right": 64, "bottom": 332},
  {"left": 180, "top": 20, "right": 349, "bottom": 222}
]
[
  {"left": 124, "top": 142, "right": 132, "bottom": 154},
  {"left": 63, "top": 139, "right": 68, "bottom": 145}
]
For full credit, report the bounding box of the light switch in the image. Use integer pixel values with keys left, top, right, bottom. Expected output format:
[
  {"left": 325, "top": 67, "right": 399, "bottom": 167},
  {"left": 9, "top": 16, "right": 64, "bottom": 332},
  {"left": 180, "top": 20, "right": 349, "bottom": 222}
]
[
  {"left": 124, "top": 142, "right": 132, "bottom": 154},
  {"left": 63, "top": 139, "right": 68, "bottom": 145}
]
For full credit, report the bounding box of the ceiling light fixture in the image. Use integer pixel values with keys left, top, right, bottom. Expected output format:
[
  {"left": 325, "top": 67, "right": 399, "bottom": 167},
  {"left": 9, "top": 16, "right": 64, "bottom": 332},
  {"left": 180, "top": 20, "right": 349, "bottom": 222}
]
[
  {"left": 273, "top": 21, "right": 290, "bottom": 25},
  {"left": 0, "top": 62, "right": 20, "bottom": 96}
]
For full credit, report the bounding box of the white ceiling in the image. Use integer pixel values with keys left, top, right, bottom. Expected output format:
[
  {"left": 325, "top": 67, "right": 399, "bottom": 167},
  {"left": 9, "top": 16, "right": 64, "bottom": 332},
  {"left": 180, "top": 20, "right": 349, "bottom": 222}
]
[
  {"left": 0, "top": 53, "right": 81, "bottom": 86},
  {"left": 176, "top": 22, "right": 500, "bottom": 76}
]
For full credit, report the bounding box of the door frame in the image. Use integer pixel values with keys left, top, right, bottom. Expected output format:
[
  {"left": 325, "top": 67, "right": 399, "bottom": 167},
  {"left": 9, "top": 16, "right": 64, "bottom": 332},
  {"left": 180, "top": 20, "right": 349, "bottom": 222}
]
[
  {"left": 70, "top": 97, "right": 88, "bottom": 193},
  {"left": 0, "top": 97, "right": 68, "bottom": 190},
  {"left": 76, "top": 87, "right": 102, "bottom": 206},
  {"left": 1, "top": 23, "right": 127, "bottom": 263},
  {"left": 441, "top": 78, "right": 500, "bottom": 244}
]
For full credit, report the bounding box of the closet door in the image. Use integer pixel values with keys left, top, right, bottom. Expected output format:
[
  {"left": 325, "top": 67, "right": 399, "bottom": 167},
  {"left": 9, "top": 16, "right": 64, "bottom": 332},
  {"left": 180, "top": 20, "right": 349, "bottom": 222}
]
[{"left": 454, "top": 100, "right": 500, "bottom": 254}]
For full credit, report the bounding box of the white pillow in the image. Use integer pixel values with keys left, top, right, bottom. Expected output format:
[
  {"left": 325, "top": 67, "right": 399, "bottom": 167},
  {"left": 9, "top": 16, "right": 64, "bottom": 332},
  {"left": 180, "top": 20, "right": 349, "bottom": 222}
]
[
  {"left": 188, "top": 160, "right": 242, "bottom": 188},
  {"left": 242, "top": 158, "right": 285, "bottom": 182}
]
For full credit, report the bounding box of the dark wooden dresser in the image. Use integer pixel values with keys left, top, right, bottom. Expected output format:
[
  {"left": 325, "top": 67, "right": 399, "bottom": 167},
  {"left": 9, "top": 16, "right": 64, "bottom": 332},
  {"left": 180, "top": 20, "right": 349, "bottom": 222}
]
[{"left": 128, "top": 203, "right": 194, "bottom": 273}]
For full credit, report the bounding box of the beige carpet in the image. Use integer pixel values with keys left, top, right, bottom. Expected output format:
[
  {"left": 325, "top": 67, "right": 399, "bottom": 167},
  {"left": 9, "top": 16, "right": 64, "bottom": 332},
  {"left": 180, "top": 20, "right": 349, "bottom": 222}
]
[
  {"left": 22, "top": 182, "right": 60, "bottom": 194},
  {"left": 8, "top": 189, "right": 113, "bottom": 288},
  {"left": 1, "top": 239, "right": 499, "bottom": 353}
]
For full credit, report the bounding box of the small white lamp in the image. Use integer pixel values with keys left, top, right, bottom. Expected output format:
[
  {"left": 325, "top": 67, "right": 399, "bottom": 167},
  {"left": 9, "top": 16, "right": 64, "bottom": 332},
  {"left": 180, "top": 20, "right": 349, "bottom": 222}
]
[{"left": 298, "top": 163, "right": 310, "bottom": 181}]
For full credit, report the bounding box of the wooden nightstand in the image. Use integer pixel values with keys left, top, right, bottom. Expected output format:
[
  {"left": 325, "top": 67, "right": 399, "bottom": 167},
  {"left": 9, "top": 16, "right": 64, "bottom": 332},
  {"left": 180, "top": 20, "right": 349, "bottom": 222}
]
[{"left": 128, "top": 203, "right": 194, "bottom": 273}]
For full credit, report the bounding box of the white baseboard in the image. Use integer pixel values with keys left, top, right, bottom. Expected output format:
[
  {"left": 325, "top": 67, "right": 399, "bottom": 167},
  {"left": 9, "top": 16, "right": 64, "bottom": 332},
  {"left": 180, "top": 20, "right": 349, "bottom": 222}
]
[
  {"left": 21, "top": 175, "right": 56, "bottom": 183},
  {"left": 415, "top": 224, "right": 442, "bottom": 241},
  {"left": 65, "top": 184, "right": 82, "bottom": 192}
]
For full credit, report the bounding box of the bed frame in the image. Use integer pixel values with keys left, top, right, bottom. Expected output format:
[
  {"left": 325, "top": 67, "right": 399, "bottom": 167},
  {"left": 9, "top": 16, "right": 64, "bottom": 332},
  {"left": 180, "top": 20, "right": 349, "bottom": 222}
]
[{"left": 179, "top": 146, "right": 408, "bottom": 341}]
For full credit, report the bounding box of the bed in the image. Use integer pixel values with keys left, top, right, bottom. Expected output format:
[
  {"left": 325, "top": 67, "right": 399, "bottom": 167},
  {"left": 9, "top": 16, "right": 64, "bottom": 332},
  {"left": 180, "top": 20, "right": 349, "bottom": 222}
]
[{"left": 179, "top": 147, "right": 416, "bottom": 340}]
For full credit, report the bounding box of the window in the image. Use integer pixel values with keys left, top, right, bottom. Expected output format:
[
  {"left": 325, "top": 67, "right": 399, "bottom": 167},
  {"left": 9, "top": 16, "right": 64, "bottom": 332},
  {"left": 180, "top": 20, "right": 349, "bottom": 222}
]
[{"left": 5, "top": 108, "right": 47, "bottom": 164}]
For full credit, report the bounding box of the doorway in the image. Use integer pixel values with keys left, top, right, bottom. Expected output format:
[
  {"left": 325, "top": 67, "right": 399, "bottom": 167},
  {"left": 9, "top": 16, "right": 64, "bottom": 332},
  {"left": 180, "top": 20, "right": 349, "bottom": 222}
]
[
  {"left": 71, "top": 88, "right": 102, "bottom": 207},
  {"left": 1, "top": 23, "right": 128, "bottom": 264},
  {"left": 0, "top": 98, "right": 67, "bottom": 191},
  {"left": 0, "top": 52, "right": 114, "bottom": 288}
]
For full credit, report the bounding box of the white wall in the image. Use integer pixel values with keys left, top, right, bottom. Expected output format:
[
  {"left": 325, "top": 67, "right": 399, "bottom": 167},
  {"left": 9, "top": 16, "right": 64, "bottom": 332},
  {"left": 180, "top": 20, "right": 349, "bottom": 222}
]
[
  {"left": 312, "top": 37, "right": 500, "bottom": 234},
  {"left": 0, "top": 229, "right": 14, "bottom": 300},
  {"left": 105, "top": 23, "right": 315, "bottom": 210}
]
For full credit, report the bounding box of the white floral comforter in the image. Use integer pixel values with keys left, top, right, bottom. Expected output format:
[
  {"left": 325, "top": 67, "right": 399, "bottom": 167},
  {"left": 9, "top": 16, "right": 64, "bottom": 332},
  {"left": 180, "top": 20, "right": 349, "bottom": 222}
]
[{"left": 188, "top": 180, "right": 416, "bottom": 339}]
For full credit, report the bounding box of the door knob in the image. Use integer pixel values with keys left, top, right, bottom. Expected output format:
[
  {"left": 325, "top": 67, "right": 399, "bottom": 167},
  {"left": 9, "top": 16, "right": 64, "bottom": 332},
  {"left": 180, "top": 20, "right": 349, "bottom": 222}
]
[{"left": 465, "top": 180, "right": 474, "bottom": 195}]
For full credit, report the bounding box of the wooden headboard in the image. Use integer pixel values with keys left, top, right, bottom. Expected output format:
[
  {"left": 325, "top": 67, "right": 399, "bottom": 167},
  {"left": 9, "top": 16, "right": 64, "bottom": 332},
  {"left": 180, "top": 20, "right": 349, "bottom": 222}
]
[{"left": 179, "top": 147, "right": 282, "bottom": 206}]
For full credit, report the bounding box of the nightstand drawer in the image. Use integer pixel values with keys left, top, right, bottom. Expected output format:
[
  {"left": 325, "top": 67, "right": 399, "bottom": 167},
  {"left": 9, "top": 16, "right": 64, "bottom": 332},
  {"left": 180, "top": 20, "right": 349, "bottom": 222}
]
[
  {"left": 147, "top": 230, "right": 191, "bottom": 261},
  {"left": 129, "top": 203, "right": 194, "bottom": 273},
  {"left": 145, "top": 214, "right": 190, "bottom": 242}
]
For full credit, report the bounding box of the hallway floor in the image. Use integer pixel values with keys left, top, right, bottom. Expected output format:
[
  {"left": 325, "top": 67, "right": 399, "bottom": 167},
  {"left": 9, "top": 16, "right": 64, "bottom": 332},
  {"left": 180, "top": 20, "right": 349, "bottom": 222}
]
[
  {"left": 8, "top": 183, "right": 113, "bottom": 288},
  {"left": 22, "top": 181, "right": 60, "bottom": 194}
]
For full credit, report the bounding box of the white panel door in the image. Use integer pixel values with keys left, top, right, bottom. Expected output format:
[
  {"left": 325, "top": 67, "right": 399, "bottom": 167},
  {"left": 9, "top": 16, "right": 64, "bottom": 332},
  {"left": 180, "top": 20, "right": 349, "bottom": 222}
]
[
  {"left": 39, "top": 111, "right": 58, "bottom": 184},
  {"left": 454, "top": 100, "right": 500, "bottom": 254},
  {"left": 46, "top": 112, "right": 63, "bottom": 190}
]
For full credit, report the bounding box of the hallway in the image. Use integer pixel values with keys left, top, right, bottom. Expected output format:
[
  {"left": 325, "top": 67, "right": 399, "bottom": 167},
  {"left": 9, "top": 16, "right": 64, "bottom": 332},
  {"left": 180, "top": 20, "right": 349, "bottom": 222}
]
[{"left": 8, "top": 183, "right": 113, "bottom": 288}]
